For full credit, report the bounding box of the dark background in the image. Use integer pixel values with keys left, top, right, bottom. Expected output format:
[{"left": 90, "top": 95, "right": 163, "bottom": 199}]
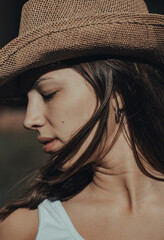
[{"left": 0, "top": 0, "right": 164, "bottom": 207}]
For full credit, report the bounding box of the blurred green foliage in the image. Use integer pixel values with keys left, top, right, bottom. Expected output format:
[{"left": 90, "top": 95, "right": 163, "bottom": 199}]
[{"left": 0, "top": 130, "right": 47, "bottom": 207}]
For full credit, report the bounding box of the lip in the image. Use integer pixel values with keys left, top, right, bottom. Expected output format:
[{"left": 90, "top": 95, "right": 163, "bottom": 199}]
[
  {"left": 38, "top": 136, "right": 56, "bottom": 144},
  {"left": 38, "top": 136, "right": 59, "bottom": 153}
]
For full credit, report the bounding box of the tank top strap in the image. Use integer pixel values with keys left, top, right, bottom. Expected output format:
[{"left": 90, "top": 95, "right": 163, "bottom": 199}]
[{"left": 36, "top": 199, "right": 85, "bottom": 240}]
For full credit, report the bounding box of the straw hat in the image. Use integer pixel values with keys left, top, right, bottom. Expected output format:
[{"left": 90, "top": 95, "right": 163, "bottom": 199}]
[{"left": 0, "top": 0, "right": 164, "bottom": 104}]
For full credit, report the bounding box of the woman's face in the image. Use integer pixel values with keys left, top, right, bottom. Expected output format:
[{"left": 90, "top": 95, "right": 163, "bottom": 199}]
[{"left": 23, "top": 67, "right": 97, "bottom": 154}]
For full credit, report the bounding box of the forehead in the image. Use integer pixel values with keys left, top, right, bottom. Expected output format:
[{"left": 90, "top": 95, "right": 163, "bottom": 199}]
[
  {"left": 36, "top": 67, "right": 83, "bottom": 83},
  {"left": 18, "top": 65, "right": 85, "bottom": 95},
  {"left": 18, "top": 63, "right": 67, "bottom": 94}
]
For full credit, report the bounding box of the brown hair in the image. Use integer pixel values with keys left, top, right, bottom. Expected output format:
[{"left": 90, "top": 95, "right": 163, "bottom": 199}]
[{"left": 0, "top": 57, "right": 164, "bottom": 220}]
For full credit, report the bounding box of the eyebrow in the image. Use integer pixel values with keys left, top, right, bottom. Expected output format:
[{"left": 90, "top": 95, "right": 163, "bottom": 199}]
[{"left": 34, "top": 77, "right": 55, "bottom": 86}]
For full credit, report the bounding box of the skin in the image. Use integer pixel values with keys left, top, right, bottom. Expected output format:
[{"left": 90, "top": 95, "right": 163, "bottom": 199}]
[{"left": 0, "top": 67, "right": 164, "bottom": 240}]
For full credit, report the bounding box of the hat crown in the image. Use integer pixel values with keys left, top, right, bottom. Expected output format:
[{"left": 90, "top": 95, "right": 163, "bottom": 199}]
[{"left": 19, "top": 0, "right": 148, "bottom": 35}]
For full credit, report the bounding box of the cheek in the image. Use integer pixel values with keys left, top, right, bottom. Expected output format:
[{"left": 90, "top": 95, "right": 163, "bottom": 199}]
[
  {"left": 69, "top": 92, "right": 96, "bottom": 122},
  {"left": 55, "top": 91, "right": 97, "bottom": 138}
]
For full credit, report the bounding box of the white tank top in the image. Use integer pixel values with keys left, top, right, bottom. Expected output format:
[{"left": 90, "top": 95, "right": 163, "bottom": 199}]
[{"left": 36, "top": 199, "right": 85, "bottom": 240}]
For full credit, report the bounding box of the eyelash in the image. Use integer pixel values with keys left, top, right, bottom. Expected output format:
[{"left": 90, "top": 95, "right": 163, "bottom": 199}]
[{"left": 42, "top": 91, "right": 57, "bottom": 101}]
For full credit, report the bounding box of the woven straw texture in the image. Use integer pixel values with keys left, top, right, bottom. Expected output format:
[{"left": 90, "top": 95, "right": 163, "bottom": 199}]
[{"left": 0, "top": 0, "right": 164, "bottom": 103}]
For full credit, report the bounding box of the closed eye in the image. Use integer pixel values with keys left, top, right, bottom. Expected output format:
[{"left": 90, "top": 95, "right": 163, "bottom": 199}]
[{"left": 42, "top": 91, "right": 57, "bottom": 102}]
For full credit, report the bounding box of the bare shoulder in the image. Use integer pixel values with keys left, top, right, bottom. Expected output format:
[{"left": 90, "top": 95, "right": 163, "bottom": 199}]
[{"left": 0, "top": 208, "right": 38, "bottom": 240}]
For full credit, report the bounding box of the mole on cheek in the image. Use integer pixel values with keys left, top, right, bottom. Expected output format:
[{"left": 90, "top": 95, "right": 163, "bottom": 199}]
[{"left": 62, "top": 121, "right": 64, "bottom": 123}]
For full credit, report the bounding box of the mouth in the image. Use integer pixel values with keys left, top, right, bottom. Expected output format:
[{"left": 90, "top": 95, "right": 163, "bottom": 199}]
[{"left": 38, "top": 137, "right": 59, "bottom": 153}]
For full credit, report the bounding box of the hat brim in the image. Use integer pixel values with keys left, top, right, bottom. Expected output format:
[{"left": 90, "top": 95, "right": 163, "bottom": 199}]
[{"left": 0, "top": 13, "right": 164, "bottom": 103}]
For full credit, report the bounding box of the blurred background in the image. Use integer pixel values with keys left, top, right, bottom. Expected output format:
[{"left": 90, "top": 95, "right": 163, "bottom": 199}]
[{"left": 0, "top": 0, "right": 164, "bottom": 207}]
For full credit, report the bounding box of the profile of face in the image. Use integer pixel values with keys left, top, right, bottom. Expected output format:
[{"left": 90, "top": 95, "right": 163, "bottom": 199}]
[{"left": 23, "top": 68, "right": 98, "bottom": 160}]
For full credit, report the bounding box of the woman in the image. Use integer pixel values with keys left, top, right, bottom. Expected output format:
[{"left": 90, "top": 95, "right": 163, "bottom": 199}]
[{"left": 0, "top": 0, "right": 164, "bottom": 239}]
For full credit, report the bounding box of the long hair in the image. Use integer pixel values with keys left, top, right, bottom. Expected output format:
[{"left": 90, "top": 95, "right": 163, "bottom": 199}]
[{"left": 0, "top": 57, "right": 164, "bottom": 220}]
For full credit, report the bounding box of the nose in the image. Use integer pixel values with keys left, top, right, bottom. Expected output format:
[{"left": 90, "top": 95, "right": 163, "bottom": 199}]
[{"left": 23, "top": 91, "right": 46, "bottom": 130}]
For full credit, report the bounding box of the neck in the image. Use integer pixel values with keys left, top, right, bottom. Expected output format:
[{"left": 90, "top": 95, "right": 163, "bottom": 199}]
[{"left": 90, "top": 131, "right": 164, "bottom": 214}]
